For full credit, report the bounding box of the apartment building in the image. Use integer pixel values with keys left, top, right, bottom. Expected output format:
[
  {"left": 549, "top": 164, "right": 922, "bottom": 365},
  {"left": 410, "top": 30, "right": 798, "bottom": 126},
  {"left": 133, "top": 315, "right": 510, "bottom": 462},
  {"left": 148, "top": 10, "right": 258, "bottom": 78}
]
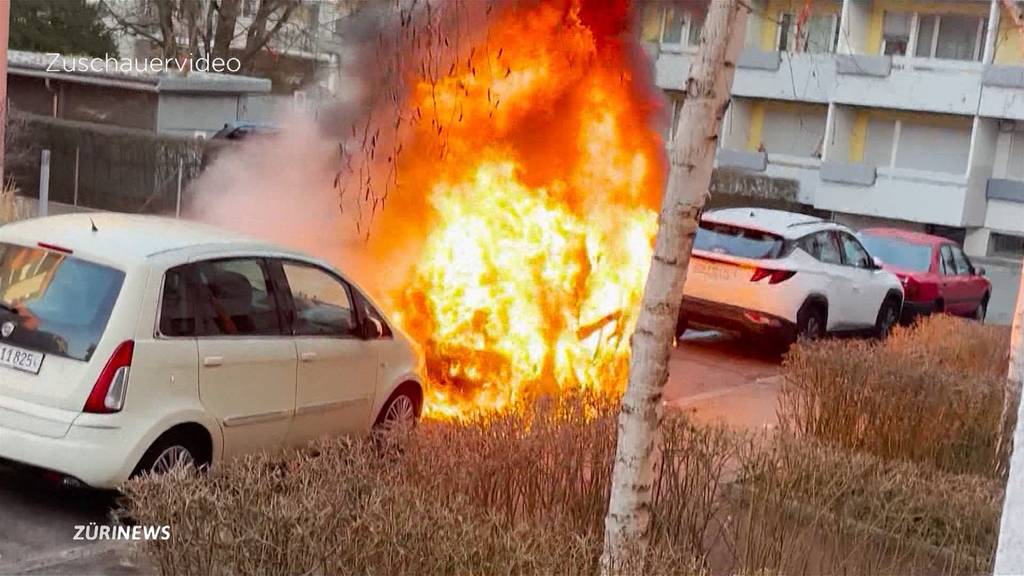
[
  {"left": 645, "top": 0, "right": 1024, "bottom": 258},
  {"left": 100, "top": 0, "right": 350, "bottom": 98}
]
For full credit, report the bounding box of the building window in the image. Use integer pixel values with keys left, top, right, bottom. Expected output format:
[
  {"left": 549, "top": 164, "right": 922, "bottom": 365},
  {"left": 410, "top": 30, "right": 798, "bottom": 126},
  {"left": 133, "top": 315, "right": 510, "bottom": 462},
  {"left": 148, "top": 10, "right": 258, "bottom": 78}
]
[
  {"left": 861, "top": 115, "right": 972, "bottom": 175},
  {"left": 777, "top": 13, "right": 839, "bottom": 54},
  {"left": 991, "top": 233, "right": 1024, "bottom": 258},
  {"left": 641, "top": 4, "right": 704, "bottom": 49},
  {"left": 883, "top": 12, "right": 985, "bottom": 61},
  {"left": 882, "top": 12, "right": 911, "bottom": 56}
]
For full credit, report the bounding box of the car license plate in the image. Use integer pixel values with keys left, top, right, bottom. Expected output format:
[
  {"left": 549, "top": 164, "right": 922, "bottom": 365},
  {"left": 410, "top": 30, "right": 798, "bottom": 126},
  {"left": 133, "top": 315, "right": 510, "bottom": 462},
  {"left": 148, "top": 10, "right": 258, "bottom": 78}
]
[
  {"left": 0, "top": 344, "right": 44, "bottom": 374},
  {"left": 692, "top": 259, "right": 740, "bottom": 282}
]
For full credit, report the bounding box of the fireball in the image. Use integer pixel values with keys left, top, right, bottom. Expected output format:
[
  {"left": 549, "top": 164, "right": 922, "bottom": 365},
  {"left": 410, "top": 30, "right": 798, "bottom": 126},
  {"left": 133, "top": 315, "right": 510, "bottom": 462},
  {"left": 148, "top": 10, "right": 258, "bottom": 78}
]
[{"left": 385, "top": 0, "right": 666, "bottom": 416}]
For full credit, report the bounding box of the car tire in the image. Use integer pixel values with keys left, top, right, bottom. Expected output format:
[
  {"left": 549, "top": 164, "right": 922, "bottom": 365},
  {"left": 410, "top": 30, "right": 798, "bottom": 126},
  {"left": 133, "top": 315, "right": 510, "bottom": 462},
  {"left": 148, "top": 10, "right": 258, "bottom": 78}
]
[
  {"left": 874, "top": 297, "right": 901, "bottom": 339},
  {"left": 975, "top": 295, "right": 989, "bottom": 322},
  {"left": 796, "top": 303, "right": 826, "bottom": 342},
  {"left": 373, "top": 386, "right": 421, "bottom": 432},
  {"left": 132, "top": 434, "right": 206, "bottom": 478}
]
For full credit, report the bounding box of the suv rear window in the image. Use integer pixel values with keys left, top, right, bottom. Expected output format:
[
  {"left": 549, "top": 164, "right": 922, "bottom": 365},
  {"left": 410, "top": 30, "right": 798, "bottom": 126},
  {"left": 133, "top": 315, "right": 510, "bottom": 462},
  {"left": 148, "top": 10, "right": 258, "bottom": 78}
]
[
  {"left": 694, "top": 220, "right": 787, "bottom": 259},
  {"left": 0, "top": 243, "right": 124, "bottom": 361}
]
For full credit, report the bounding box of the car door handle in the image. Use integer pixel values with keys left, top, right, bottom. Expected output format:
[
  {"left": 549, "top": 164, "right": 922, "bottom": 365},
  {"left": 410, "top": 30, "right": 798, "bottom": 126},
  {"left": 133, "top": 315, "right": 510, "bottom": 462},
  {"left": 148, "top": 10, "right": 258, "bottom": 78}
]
[
  {"left": 300, "top": 352, "right": 318, "bottom": 363},
  {"left": 203, "top": 356, "right": 223, "bottom": 367}
]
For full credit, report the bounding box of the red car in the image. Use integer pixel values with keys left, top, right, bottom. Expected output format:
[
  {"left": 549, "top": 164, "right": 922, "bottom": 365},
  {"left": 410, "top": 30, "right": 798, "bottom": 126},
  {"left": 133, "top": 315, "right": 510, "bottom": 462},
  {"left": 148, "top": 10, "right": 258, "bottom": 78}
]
[{"left": 857, "top": 228, "right": 991, "bottom": 322}]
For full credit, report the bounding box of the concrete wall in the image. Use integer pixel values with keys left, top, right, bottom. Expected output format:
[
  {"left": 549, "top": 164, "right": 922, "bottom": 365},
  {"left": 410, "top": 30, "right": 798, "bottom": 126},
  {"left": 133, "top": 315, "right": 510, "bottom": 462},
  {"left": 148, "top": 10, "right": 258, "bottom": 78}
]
[
  {"left": 834, "top": 61, "right": 985, "bottom": 116},
  {"left": 964, "top": 117, "right": 1000, "bottom": 225},
  {"left": 815, "top": 170, "right": 969, "bottom": 227},
  {"left": 985, "top": 198, "right": 1024, "bottom": 234}
]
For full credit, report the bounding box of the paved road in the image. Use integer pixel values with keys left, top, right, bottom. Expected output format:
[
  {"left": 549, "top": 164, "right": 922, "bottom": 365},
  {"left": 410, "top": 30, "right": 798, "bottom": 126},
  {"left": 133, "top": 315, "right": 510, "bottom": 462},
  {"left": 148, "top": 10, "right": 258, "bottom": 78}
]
[
  {"left": 983, "top": 261, "right": 1021, "bottom": 326},
  {"left": 0, "top": 334, "right": 779, "bottom": 575}
]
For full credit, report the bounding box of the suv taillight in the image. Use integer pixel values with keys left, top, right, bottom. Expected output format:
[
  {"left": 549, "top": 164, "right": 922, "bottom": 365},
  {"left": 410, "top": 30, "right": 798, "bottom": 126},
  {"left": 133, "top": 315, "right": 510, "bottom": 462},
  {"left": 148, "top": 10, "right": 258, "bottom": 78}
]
[
  {"left": 750, "top": 268, "right": 797, "bottom": 284},
  {"left": 84, "top": 341, "right": 134, "bottom": 414}
]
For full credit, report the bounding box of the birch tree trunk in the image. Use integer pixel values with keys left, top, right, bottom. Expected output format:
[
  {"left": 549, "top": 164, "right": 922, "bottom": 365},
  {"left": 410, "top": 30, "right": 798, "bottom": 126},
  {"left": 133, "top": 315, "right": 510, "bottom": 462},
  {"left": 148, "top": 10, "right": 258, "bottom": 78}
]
[
  {"left": 994, "top": 265, "right": 1024, "bottom": 575},
  {"left": 600, "top": 1, "right": 748, "bottom": 572}
]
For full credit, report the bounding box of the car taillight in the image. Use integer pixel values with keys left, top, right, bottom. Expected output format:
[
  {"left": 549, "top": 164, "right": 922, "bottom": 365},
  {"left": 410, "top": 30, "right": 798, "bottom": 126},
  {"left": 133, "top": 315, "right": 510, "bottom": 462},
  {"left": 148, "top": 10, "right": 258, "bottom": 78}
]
[
  {"left": 750, "top": 268, "right": 797, "bottom": 284},
  {"left": 83, "top": 341, "right": 134, "bottom": 414}
]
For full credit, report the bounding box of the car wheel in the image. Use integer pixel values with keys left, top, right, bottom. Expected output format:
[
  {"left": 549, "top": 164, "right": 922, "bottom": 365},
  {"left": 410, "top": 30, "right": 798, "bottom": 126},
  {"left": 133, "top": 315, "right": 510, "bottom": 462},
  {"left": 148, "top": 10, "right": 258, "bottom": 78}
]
[
  {"left": 374, "top": 387, "right": 420, "bottom": 433},
  {"left": 875, "top": 298, "right": 900, "bottom": 339},
  {"left": 796, "top": 304, "right": 826, "bottom": 342},
  {"left": 974, "top": 296, "right": 988, "bottom": 322},
  {"left": 133, "top": 435, "right": 205, "bottom": 478}
]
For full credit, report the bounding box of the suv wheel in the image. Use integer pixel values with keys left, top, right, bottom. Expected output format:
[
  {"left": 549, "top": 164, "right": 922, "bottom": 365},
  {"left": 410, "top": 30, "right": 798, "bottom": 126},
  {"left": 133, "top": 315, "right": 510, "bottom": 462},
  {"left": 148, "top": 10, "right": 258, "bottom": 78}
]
[
  {"left": 796, "top": 304, "right": 825, "bottom": 341},
  {"left": 875, "top": 297, "right": 900, "bottom": 339}
]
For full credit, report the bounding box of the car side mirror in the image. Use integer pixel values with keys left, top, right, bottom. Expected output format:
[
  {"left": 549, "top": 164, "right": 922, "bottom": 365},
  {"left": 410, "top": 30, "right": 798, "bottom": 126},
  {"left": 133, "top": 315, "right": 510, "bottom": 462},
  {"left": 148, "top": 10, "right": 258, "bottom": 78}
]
[
  {"left": 362, "top": 317, "right": 384, "bottom": 340},
  {"left": 976, "top": 266, "right": 986, "bottom": 277},
  {"left": 872, "top": 256, "right": 884, "bottom": 270}
]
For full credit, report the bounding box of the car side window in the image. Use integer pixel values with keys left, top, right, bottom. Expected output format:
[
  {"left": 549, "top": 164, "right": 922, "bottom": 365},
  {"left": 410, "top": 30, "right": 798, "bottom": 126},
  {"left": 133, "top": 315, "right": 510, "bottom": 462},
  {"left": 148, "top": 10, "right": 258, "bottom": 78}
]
[
  {"left": 800, "top": 231, "right": 843, "bottom": 265},
  {"left": 159, "top": 265, "right": 196, "bottom": 337},
  {"left": 940, "top": 245, "right": 957, "bottom": 276},
  {"left": 281, "top": 262, "right": 358, "bottom": 337},
  {"left": 194, "top": 259, "right": 282, "bottom": 336},
  {"left": 950, "top": 246, "right": 972, "bottom": 276},
  {"left": 355, "top": 291, "right": 393, "bottom": 339},
  {"left": 838, "top": 233, "right": 872, "bottom": 268}
]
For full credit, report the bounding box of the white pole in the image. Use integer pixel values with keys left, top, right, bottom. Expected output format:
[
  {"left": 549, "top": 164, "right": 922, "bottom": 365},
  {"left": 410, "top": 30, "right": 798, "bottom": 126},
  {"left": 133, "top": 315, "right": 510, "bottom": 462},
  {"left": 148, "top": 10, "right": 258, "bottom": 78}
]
[
  {"left": 0, "top": 0, "right": 10, "bottom": 186},
  {"left": 175, "top": 157, "right": 183, "bottom": 218},
  {"left": 995, "top": 264, "right": 1024, "bottom": 575},
  {"left": 38, "top": 149, "right": 49, "bottom": 217},
  {"left": 73, "top": 146, "right": 79, "bottom": 206}
]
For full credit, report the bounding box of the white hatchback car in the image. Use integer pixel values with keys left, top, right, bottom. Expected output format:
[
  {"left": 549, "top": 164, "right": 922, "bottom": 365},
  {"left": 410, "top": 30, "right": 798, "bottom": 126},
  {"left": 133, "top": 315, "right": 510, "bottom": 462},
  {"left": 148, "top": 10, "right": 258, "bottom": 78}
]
[
  {"left": 679, "top": 208, "right": 904, "bottom": 343},
  {"left": 0, "top": 214, "right": 423, "bottom": 489}
]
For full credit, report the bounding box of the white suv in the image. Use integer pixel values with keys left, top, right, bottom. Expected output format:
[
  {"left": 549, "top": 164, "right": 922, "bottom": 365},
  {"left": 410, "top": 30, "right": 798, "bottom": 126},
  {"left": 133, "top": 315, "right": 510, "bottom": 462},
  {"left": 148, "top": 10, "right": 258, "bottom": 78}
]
[
  {"left": 0, "top": 214, "right": 423, "bottom": 489},
  {"left": 679, "top": 208, "right": 903, "bottom": 343}
]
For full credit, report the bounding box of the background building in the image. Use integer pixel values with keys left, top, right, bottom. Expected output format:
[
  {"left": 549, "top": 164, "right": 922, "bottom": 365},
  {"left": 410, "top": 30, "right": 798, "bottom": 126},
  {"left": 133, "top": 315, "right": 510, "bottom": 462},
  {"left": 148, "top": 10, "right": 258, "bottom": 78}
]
[{"left": 646, "top": 0, "right": 1024, "bottom": 259}]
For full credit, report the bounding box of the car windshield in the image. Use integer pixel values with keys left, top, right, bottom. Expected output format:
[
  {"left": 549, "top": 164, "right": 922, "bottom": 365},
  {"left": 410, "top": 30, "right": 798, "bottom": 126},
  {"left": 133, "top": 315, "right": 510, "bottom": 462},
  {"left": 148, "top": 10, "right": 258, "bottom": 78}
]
[
  {"left": 857, "top": 234, "right": 933, "bottom": 272},
  {"left": 693, "top": 220, "right": 786, "bottom": 259},
  {"left": 0, "top": 243, "right": 124, "bottom": 361}
]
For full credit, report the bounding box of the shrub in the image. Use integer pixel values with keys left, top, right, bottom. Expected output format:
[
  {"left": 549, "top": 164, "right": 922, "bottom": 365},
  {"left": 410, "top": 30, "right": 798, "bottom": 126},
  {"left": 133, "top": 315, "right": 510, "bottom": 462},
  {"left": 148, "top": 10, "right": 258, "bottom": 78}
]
[
  {"left": 122, "top": 391, "right": 1002, "bottom": 576},
  {"left": 739, "top": 434, "right": 1003, "bottom": 574},
  {"left": 778, "top": 315, "right": 1013, "bottom": 476},
  {"left": 121, "top": 395, "right": 708, "bottom": 576}
]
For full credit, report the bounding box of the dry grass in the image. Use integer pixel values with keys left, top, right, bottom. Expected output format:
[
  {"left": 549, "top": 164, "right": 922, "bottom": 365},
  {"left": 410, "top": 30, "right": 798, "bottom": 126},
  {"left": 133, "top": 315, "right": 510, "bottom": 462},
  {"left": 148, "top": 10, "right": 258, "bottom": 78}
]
[
  {"left": 779, "top": 314, "right": 1013, "bottom": 477},
  {"left": 738, "top": 434, "right": 1003, "bottom": 574},
  {"left": 122, "top": 387, "right": 1002, "bottom": 575}
]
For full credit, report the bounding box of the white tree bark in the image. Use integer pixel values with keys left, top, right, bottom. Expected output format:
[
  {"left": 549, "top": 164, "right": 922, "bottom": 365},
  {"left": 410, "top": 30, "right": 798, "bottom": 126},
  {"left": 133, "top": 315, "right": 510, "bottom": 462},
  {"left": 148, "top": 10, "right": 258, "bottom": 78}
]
[
  {"left": 995, "top": 265, "right": 1024, "bottom": 575},
  {"left": 600, "top": 1, "right": 748, "bottom": 572}
]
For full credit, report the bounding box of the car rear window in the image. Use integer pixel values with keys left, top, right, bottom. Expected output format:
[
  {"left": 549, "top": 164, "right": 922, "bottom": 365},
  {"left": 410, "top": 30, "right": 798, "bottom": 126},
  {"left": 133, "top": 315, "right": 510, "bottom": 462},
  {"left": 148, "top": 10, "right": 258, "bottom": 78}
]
[
  {"left": 694, "top": 220, "right": 787, "bottom": 259},
  {"left": 857, "top": 234, "right": 933, "bottom": 272},
  {"left": 0, "top": 243, "right": 124, "bottom": 361}
]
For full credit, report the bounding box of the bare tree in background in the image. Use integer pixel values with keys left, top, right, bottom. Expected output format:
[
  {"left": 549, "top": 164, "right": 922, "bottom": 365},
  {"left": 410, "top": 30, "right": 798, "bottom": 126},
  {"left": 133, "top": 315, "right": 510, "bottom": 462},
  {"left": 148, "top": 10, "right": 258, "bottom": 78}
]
[
  {"left": 600, "top": 0, "right": 748, "bottom": 571},
  {"left": 100, "top": 0, "right": 305, "bottom": 72}
]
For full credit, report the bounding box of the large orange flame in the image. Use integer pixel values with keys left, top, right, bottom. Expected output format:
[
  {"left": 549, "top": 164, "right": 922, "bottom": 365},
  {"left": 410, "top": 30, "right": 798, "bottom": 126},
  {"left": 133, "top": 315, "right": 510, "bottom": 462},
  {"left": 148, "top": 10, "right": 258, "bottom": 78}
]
[{"left": 387, "top": 0, "right": 666, "bottom": 417}]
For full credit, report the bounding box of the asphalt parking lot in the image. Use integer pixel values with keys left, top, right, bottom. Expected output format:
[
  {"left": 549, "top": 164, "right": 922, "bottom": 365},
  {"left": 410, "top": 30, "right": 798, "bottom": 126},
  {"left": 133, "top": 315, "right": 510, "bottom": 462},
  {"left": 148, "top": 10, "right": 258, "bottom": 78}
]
[{"left": 980, "top": 260, "right": 1021, "bottom": 327}]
